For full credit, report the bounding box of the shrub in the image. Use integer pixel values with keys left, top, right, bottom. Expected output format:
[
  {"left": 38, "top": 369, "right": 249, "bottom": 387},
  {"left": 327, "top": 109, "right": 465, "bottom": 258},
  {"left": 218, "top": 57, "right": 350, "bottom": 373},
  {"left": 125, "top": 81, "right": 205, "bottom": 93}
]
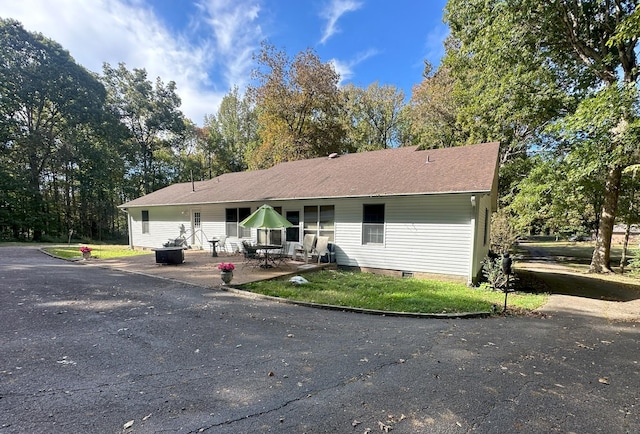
[
  {"left": 490, "top": 209, "right": 520, "bottom": 254},
  {"left": 482, "top": 255, "right": 508, "bottom": 291}
]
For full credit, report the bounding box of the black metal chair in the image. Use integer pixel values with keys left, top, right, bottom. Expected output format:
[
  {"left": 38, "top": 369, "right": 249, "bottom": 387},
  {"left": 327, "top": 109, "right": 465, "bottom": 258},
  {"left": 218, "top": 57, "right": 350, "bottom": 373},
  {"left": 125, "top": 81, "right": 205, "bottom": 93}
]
[{"left": 241, "top": 241, "right": 262, "bottom": 269}]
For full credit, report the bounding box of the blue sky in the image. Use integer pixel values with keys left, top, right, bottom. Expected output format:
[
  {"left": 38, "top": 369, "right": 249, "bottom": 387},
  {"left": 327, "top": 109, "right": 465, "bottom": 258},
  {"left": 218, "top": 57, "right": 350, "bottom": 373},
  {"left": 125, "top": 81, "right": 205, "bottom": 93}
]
[{"left": 0, "top": 0, "right": 449, "bottom": 125}]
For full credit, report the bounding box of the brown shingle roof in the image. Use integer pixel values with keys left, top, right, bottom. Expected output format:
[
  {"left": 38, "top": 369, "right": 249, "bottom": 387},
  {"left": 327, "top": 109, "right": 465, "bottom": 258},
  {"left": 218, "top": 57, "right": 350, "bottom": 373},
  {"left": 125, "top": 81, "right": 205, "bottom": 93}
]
[{"left": 120, "top": 142, "right": 500, "bottom": 208}]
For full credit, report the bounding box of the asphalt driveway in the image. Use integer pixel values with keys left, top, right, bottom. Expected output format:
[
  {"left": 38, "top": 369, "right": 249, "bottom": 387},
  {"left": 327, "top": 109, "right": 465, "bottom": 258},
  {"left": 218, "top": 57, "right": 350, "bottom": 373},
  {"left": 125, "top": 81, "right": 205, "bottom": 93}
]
[{"left": 1, "top": 246, "right": 639, "bottom": 433}]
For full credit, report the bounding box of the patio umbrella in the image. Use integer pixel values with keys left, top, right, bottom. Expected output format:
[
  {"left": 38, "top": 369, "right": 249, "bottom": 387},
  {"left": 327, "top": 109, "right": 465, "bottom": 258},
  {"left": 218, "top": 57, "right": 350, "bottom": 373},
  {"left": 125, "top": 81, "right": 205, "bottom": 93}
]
[{"left": 239, "top": 204, "right": 293, "bottom": 229}]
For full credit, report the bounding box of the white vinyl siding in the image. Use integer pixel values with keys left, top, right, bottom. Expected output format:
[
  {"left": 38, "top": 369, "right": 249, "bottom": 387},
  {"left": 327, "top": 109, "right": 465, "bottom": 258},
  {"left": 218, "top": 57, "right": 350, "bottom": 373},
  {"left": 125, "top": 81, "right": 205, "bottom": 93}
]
[
  {"left": 334, "top": 195, "right": 473, "bottom": 277},
  {"left": 128, "top": 206, "right": 192, "bottom": 248},
  {"left": 126, "top": 193, "right": 481, "bottom": 279}
]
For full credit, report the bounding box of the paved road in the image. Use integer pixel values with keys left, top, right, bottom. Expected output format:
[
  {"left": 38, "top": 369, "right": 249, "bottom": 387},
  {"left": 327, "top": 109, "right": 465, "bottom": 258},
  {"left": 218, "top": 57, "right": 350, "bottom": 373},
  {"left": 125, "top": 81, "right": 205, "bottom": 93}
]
[{"left": 1, "top": 247, "right": 639, "bottom": 433}]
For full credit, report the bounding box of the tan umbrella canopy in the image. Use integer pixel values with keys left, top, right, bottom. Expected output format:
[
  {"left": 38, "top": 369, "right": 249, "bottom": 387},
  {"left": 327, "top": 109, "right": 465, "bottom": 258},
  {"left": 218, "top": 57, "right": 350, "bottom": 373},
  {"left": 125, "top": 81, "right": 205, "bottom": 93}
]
[{"left": 239, "top": 204, "right": 293, "bottom": 229}]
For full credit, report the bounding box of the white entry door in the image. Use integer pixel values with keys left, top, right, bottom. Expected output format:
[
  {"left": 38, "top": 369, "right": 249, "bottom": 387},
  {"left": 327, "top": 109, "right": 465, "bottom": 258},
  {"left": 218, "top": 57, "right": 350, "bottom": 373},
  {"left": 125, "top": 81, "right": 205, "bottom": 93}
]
[{"left": 191, "top": 209, "right": 202, "bottom": 248}]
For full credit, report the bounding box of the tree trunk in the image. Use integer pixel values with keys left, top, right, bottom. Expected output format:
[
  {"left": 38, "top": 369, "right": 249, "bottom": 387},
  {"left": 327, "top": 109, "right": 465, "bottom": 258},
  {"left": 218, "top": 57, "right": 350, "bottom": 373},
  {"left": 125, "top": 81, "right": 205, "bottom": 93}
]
[
  {"left": 620, "top": 168, "right": 638, "bottom": 274},
  {"left": 620, "top": 222, "right": 631, "bottom": 274},
  {"left": 589, "top": 165, "right": 623, "bottom": 273}
]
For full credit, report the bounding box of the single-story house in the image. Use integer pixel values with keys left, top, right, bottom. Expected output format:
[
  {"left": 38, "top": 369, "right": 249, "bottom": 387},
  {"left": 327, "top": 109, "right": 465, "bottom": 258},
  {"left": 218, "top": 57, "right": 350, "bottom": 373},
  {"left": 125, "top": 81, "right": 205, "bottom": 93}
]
[
  {"left": 611, "top": 224, "right": 640, "bottom": 245},
  {"left": 119, "top": 142, "right": 500, "bottom": 284}
]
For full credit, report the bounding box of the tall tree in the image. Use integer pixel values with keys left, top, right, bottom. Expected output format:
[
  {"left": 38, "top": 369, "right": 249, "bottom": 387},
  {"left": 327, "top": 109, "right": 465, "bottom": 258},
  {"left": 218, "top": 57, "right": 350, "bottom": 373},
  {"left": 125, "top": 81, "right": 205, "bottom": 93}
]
[
  {"left": 247, "top": 43, "right": 347, "bottom": 169},
  {"left": 101, "top": 63, "right": 185, "bottom": 195},
  {"left": 340, "top": 82, "right": 405, "bottom": 151},
  {"left": 0, "top": 19, "right": 106, "bottom": 240},
  {"left": 527, "top": 0, "right": 640, "bottom": 272},
  {"left": 444, "top": 1, "right": 569, "bottom": 164},
  {"left": 406, "top": 61, "right": 462, "bottom": 149},
  {"left": 207, "top": 86, "right": 257, "bottom": 173},
  {"left": 444, "top": 0, "right": 640, "bottom": 272},
  {"left": 555, "top": 83, "right": 640, "bottom": 270},
  {"left": 619, "top": 164, "right": 640, "bottom": 272}
]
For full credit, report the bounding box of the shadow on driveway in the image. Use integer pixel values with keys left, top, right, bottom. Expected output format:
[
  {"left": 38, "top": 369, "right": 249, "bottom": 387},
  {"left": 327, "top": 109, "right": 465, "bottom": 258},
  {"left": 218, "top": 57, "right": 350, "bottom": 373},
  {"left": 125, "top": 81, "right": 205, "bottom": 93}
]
[{"left": 516, "top": 243, "right": 640, "bottom": 320}]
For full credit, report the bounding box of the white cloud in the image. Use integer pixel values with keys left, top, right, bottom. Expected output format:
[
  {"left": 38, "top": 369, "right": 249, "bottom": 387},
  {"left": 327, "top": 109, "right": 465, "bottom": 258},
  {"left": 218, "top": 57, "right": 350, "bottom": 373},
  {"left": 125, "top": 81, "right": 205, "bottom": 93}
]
[
  {"left": 0, "top": 0, "right": 265, "bottom": 125},
  {"left": 423, "top": 23, "right": 449, "bottom": 67},
  {"left": 319, "top": 0, "right": 362, "bottom": 44},
  {"left": 330, "top": 48, "right": 378, "bottom": 85},
  {"left": 196, "top": 0, "right": 263, "bottom": 88}
]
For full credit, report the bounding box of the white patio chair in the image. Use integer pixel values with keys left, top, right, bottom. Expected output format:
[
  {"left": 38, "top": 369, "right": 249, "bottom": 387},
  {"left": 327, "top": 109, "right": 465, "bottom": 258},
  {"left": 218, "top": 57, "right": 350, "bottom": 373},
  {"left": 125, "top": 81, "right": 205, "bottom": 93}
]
[
  {"left": 315, "top": 236, "right": 330, "bottom": 264},
  {"left": 217, "top": 235, "right": 228, "bottom": 254},
  {"left": 294, "top": 234, "right": 316, "bottom": 263}
]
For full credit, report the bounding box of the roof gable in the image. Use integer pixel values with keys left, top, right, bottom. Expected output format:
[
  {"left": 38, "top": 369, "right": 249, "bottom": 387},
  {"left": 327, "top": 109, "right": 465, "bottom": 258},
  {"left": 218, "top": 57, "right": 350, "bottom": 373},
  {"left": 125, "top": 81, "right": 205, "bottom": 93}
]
[{"left": 121, "top": 142, "right": 500, "bottom": 208}]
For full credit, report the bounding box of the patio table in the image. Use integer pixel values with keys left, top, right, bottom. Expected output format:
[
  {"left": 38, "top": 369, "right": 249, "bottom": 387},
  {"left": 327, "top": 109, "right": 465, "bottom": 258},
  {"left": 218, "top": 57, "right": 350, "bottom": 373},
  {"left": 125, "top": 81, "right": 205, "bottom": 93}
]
[{"left": 255, "top": 244, "right": 282, "bottom": 268}]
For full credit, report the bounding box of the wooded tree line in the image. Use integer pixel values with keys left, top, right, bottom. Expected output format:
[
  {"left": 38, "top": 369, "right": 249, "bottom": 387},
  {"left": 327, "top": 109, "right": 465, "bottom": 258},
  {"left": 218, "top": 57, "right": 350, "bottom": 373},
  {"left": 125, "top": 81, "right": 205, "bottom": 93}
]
[
  {"left": 0, "top": 20, "right": 410, "bottom": 243},
  {"left": 2, "top": 1, "right": 640, "bottom": 274}
]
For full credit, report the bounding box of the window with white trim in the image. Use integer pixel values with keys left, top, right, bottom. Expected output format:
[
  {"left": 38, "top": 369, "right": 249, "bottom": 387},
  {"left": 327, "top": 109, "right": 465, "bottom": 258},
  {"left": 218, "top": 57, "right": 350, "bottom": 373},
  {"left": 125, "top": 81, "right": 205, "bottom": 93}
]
[
  {"left": 225, "top": 207, "right": 251, "bottom": 238},
  {"left": 141, "top": 210, "right": 149, "bottom": 234},
  {"left": 303, "top": 205, "right": 334, "bottom": 241},
  {"left": 362, "top": 204, "right": 384, "bottom": 244},
  {"left": 285, "top": 211, "right": 300, "bottom": 243}
]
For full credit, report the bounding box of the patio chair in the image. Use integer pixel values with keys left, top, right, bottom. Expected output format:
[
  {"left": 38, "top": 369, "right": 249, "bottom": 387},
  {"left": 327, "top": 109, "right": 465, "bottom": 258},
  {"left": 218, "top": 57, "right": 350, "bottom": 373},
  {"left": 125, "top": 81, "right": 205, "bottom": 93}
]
[
  {"left": 241, "top": 240, "right": 262, "bottom": 269},
  {"left": 269, "top": 241, "right": 290, "bottom": 268},
  {"left": 314, "top": 236, "right": 330, "bottom": 264},
  {"left": 217, "top": 235, "right": 228, "bottom": 254},
  {"left": 294, "top": 234, "right": 316, "bottom": 263},
  {"left": 228, "top": 242, "right": 241, "bottom": 254}
]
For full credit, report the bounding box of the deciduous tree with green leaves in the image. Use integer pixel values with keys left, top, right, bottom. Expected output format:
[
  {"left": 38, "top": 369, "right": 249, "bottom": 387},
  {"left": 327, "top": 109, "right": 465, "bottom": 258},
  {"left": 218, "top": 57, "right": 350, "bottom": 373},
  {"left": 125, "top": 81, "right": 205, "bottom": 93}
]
[
  {"left": 444, "top": 0, "right": 640, "bottom": 272},
  {"left": 202, "top": 86, "right": 257, "bottom": 174},
  {"left": 527, "top": 1, "right": 640, "bottom": 272},
  {"left": 443, "top": 1, "right": 569, "bottom": 164},
  {"left": 247, "top": 43, "right": 347, "bottom": 169},
  {"left": 406, "top": 61, "right": 462, "bottom": 149},
  {"left": 340, "top": 82, "right": 405, "bottom": 151},
  {"left": 0, "top": 19, "right": 107, "bottom": 240},
  {"left": 101, "top": 62, "right": 185, "bottom": 195}
]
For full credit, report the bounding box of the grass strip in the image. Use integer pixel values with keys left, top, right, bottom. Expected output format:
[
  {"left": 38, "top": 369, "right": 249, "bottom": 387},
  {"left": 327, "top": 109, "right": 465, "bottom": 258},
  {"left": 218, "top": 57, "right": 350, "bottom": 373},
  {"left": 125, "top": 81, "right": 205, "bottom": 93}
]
[
  {"left": 241, "top": 270, "right": 547, "bottom": 314},
  {"left": 43, "top": 244, "right": 152, "bottom": 260}
]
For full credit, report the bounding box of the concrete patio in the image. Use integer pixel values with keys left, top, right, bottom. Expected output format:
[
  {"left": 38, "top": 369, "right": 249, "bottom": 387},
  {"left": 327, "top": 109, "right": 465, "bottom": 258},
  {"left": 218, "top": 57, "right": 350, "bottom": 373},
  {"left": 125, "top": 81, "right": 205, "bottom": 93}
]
[{"left": 82, "top": 248, "right": 333, "bottom": 288}]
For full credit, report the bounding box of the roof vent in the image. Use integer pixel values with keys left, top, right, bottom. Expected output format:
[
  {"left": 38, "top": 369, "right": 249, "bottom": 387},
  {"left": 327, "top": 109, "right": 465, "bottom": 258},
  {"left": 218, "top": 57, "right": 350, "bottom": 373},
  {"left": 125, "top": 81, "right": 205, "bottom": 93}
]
[
  {"left": 328, "top": 152, "right": 339, "bottom": 159},
  {"left": 426, "top": 155, "right": 432, "bottom": 163}
]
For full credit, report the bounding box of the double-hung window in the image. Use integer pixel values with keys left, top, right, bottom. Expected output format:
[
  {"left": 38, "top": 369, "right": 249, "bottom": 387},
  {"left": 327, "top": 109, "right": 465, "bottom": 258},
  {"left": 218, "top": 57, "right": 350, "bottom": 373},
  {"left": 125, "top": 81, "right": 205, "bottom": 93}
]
[
  {"left": 141, "top": 210, "right": 149, "bottom": 234},
  {"left": 362, "top": 204, "right": 384, "bottom": 244},
  {"left": 285, "top": 211, "right": 300, "bottom": 243},
  {"left": 303, "top": 205, "right": 335, "bottom": 241},
  {"left": 225, "top": 207, "right": 251, "bottom": 238}
]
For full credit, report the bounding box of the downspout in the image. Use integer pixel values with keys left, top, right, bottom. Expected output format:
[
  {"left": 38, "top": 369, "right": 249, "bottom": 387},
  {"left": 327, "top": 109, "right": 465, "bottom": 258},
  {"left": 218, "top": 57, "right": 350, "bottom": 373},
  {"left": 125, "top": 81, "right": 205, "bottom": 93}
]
[
  {"left": 126, "top": 210, "right": 133, "bottom": 249},
  {"left": 468, "top": 195, "right": 478, "bottom": 286}
]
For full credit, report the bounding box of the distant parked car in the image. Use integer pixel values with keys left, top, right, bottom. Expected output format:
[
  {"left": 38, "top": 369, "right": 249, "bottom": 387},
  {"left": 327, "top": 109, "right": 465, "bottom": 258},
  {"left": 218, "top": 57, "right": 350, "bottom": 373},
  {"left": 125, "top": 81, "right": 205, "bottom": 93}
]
[{"left": 569, "top": 235, "right": 588, "bottom": 242}]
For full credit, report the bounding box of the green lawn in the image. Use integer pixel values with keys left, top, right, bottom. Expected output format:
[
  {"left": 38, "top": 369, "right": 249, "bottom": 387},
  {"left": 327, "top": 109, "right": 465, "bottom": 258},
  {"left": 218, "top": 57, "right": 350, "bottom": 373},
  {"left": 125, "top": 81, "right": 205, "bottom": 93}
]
[
  {"left": 520, "top": 240, "right": 632, "bottom": 261},
  {"left": 43, "top": 244, "right": 152, "bottom": 260},
  {"left": 240, "top": 270, "right": 547, "bottom": 314},
  {"left": 518, "top": 241, "right": 640, "bottom": 282},
  {"left": 519, "top": 240, "right": 638, "bottom": 274}
]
